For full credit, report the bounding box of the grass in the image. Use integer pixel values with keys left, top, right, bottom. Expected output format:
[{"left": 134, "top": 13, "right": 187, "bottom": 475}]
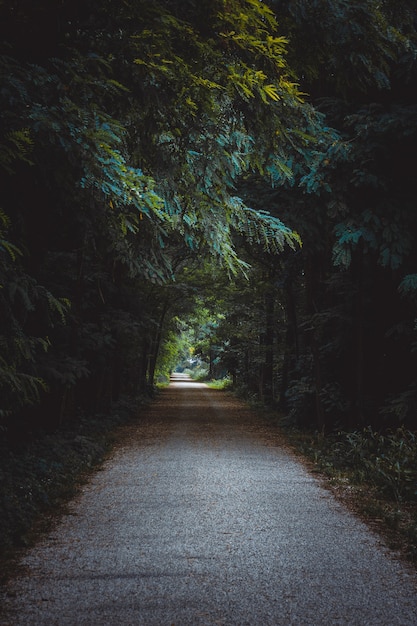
[
  {"left": 282, "top": 425, "right": 417, "bottom": 564},
  {"left": 185, "top": 368, "right": 234, "bottom": 390},
  {"left": 205, "top": 377, "right": 234, "bottom": 390}
]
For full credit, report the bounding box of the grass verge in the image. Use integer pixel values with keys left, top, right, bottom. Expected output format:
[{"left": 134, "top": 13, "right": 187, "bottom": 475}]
[
  {"left": 205, "top": 377, "right": 234, "bottom": 390},
  {"left": 282, "top": 425, "right": 417, "bottom": 565}
]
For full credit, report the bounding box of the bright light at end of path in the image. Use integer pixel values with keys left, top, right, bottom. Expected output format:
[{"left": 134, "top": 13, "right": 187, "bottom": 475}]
[{"left": 169, "top": 373, "right": 207, "bottom": 388}]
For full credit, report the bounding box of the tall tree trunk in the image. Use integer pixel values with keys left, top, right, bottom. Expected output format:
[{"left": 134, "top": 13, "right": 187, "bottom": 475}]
[
  {"left": 257, "top": 268, "right": 275, "bottom": 405},
  {"left": 209, "top": 345, "right": 215, "bottom": 380},
  {"left": 351, "top": 242, "right": 365, "bottom": 427},
  {"left": 279, "top": 277, "right": 300, "bottom": 411},
  {"left": 305, "top": 256, "right": 326, "bottom": 431},
  {"left": 147, "top": 300, "right": 170, "bottom": 387},
  {"left": 260, "top": 287, "right": 274, "bottom": 405},
  {"left": 139, "top": 336, "right": 150, "bottom": 393},
  {"left": 310, "top": 331, "right": 325, "bottom": 432}
]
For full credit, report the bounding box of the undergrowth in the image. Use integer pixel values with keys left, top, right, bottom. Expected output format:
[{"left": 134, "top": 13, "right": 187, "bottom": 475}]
[
  {"left": 0, "top": 395, "right": 146, "bottom": 574},
  {"left": 186, "top": 369, "right": 233, "bottom": 390},
  {"left": 285, "top": 425, "right": 417, "bottom": 562},
  {"left": 205, "top": 377, "right": 233, "bottom": 390}
]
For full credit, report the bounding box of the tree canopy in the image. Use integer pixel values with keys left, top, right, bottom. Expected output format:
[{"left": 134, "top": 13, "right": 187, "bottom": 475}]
[{"left": 1, "top": 0, "right": 417, "bottom": 436}]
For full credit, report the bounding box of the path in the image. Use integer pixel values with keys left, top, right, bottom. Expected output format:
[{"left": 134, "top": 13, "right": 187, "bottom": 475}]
[{"left": 1, "top": 374, "right": 417, "bottom": 625}]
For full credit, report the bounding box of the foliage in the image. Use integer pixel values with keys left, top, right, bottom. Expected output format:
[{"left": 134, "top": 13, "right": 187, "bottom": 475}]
[
  {"left": 1, "top": 0, "right": 417, "bottom": 456},
  {"left": 0, "top": 397, "right": 139, "bottom": 559},
  {"left": 272, "top": 0, "right": 414, "bottom": 96},
  {"left": 146, "top": 0, "right": 417, "bottom": 434},
  {"left": 293, "top": 426, "right": 417, "bottom": 504},
  {"left": 205, "top": 377, "right": 233, "bottom": 390},
  {"left": 83, "top": 0, "right": 318, "bottom": 271},
  {"left": 1, "top": 0, "right": 329, "bottom": 432},
  {"left": 235, "top": 0, "right": 417, "bottom": 431},
  {"left": 0, "top": 212, "right": 70, "bottom": 421},
  {"left": 286, "top": 423, "right": 417, "bottom": 561}
]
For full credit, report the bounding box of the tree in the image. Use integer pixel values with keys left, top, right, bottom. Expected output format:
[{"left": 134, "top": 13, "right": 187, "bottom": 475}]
[
  {"left": 239, "top": 0, "right": 417, "bottom": 430},
  {"left": 2, "top": 0, "right": 328, "bottom": 432}
]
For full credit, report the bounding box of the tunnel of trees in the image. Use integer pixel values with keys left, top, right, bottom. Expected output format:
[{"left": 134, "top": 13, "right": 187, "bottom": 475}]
[{"left": 1, "top": 0, "right": 417, "bottom": 443}]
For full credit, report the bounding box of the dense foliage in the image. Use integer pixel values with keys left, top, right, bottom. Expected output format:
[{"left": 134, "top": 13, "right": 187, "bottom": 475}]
[
  {"left": 187, "top": 0, "right": 417, "bottom": 433},
  {"left": 1, "top": 0, "right": 324, "bottom": 436},
  {"left": 1, "top": 0, "right": 417, "bottom": 559}
]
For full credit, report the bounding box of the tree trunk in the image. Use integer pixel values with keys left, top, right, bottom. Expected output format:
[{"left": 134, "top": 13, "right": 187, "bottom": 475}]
[
  {"left": 310, "top": 331, "right": 326, "bottom": 432},
  {"left": 279, "top": 277, "right": 300, "bottom": 411},
  {"left": 260, "top": 287, "right": 274, "bottom": 405},
  {"left": 305, "top": 256, "right": 326, "bottom": 431},
  {"left": 350, "top": 242, "right": 365, "bottom": 427},
  {"left": 147, "top": 300, "right": 170, "bottom": 387}
]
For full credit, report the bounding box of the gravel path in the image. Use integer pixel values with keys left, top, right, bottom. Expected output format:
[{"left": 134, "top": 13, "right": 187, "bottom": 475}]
[{"left": 2, "top": 374, "right": 417, "bottom": 625}]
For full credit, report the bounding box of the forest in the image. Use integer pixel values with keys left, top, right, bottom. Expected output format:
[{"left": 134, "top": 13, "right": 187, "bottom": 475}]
[{"left": 1, "top": 0, "right": 417, "bottom": 556}]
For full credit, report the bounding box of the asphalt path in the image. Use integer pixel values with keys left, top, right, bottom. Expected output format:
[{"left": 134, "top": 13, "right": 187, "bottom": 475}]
[{"left": 2, "top": 374, "right": 417, "bottom": 625}]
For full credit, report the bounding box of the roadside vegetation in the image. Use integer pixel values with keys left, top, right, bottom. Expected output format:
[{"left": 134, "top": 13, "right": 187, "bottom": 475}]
[
  {"left": 0, "top": 397, "right": 143, "bottom": 579},
  {"left": 281, "top": 425, "right": 417, "bottom": 564}
]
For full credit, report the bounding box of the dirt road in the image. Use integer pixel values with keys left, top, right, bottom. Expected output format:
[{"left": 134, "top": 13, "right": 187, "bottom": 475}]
[{"left": 2, "top": 374, "right": 417, "bottom": 625}]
